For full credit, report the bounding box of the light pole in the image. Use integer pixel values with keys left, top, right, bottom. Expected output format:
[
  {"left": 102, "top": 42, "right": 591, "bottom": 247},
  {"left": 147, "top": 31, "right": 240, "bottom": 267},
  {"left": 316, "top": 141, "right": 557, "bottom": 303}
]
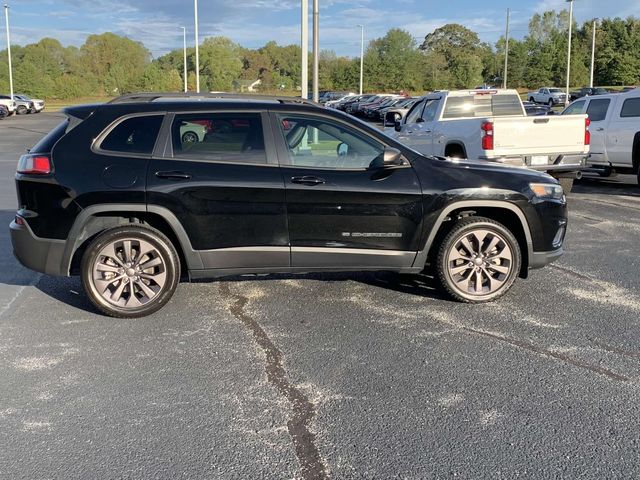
[
  {"left": 590, "top": 19, "right": 597, "bottom": 88},
  {"left": 193, "top": 0, "right": 200, "bottom": 93},
  {"left": 301, "top": 0, "right": 308, "bottom": 100},
  {"left": 312, "top": 0, "right": 319, "bottom": 103},
  {"left": 3, "top": 4, "right": 13, "bottom": 103},
  {"left": 181, "top": 27, "right": 187, "bottom": 93},
  {"left": 565, "top": 0, "right": 574, "bottom": 106},
  {"left": 503, "top": 8, "right": 510, "bottom": 89},
  {"left": 357, "top": 24, "right": 364, "bottom": 95}
]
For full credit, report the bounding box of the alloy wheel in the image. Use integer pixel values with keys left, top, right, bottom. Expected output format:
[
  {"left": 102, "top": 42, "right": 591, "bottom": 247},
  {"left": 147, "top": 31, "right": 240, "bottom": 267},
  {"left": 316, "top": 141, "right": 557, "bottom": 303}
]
[
  {"left": 446, "top": 229, "right": 513, "bottom": 296},
  {"left": 91, "top": 238, "right": 167, "bottom": 309}
]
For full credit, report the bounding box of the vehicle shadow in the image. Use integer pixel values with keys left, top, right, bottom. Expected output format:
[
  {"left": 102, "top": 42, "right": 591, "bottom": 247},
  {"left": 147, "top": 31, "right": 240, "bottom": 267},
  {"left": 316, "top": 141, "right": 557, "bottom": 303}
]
[
  {"left": 0, "top": 210, "right": 39, "bottom": 287},
  {"left": 33, "top": 270, "right": 449, "bottom": 318},
  {"left": 573, "top": 175, "right": 640, "bottom": 197}
]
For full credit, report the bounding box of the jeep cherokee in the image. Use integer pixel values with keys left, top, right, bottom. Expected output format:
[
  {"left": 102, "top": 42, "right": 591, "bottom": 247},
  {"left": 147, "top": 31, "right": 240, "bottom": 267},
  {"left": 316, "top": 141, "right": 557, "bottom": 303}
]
[{"left": 10, "top": 93, "right": 568, "bottom": 318}]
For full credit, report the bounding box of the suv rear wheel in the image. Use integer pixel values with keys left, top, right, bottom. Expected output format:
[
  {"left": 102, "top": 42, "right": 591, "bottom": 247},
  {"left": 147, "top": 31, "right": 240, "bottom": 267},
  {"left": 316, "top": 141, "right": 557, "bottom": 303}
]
[
  {"left": 81, "top": 225, "right": 180, "bottom": 318},
  {"left": 436, "top": 217, "right": 521, "bottom": 303}
]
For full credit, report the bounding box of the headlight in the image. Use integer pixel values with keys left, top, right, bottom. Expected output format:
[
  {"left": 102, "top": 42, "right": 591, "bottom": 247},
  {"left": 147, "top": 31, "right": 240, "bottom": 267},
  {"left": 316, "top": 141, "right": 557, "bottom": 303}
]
[{"left": 529, "top": 183, "right": 564, "bottom": 200}]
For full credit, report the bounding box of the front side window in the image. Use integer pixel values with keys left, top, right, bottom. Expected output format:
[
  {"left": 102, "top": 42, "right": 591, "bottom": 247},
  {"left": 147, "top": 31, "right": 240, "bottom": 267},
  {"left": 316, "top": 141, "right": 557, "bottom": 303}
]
[
  {"left": 100, "top": 115, "right": 163, "bottom": 155},
  {"left": 277, "top": 115, "right": 384, "bottom": 170},
  {"left": 405, "top": 100, "right": 426, "bottom": 124},
  {"left": 620, "top": 98, "right": 640, "bottom": 118},
  {"left": 562, "top": 101, "right": 586, "bottom": 115},
  {"left": 171, "top": 112, "right": 266, "bottom": 164},
  {"left": 586, "top": 99, "right": 611, "bottom": 122}
]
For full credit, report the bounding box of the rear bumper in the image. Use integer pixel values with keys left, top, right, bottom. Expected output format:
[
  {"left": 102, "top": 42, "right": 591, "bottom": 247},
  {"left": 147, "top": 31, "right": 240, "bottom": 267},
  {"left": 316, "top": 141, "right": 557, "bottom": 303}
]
[
  {"left": 483, "top": 153, "right": 587, "bottom": 173},
  {"left": 529, "top": 248, "right": 564, "bottom": 269},
  {"left": 10, "top": 220, "right": 67, "bottom": 276}
]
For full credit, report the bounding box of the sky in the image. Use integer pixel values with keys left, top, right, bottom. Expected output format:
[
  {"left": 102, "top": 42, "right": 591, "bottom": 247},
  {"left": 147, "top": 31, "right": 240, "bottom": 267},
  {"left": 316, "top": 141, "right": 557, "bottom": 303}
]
[{"left": 5, "top": 0, "right": 640, "bottom": 58}]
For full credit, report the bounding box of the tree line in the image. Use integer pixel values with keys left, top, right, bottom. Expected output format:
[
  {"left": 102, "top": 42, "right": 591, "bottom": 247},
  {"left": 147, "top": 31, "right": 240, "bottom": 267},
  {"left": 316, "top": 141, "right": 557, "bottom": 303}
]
[{"left": 0, "top": 10, "right": 639, "bottom": 99}]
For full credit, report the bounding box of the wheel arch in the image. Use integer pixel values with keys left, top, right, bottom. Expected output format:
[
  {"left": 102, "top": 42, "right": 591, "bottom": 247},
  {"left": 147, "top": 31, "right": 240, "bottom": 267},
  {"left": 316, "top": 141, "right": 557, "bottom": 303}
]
[
  {"left": 632, "top": 131, "right": 640, "bottom": 174},
  {"left": 62, "top": 204, "right": 203, "bottom": 276},
  {"left": 444, "top": 142, "right": 467, "bottom": 158},
  {"left": 414, "top": 200, "right": 533, "bottom": 278}
]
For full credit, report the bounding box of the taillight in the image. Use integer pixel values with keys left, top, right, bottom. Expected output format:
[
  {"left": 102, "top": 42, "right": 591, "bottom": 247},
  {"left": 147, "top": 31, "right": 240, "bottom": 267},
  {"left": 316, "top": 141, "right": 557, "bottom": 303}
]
[
  {"left": 481, "top": 121, "right": 494, "bottom": 151},
  {"left": 17, "top": 154, "right": 51, "bottom": 175},
  {"left": 584, "top": 118, "right": 591, "bottom": 146}
]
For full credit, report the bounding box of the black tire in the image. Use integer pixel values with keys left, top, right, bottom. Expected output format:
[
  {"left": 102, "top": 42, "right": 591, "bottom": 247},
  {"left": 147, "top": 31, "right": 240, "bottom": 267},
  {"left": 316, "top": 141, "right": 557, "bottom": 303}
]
[
  {"left": 81, "top": 225, "right": 180, "bottom": 318},
  {"left": 16, "top": 105, "right": 27, "bottom": 115},
  {"left": 445, "top": 145, "right": 465, "bottom": 159},
  {"left": 529, "top": 97, "right": 535, "bottom": 103},
  {"left": 436, "top": 217, "right": 522, "bottom": 303},
  {"left": 558, "top": 177, "right": 574, "bottom": 193},
  {"left": 181, "top": 131, "right": 199, "bottom": 143},
  {"left": 548, "top": 99, "right": 554, "bottom": 107}
]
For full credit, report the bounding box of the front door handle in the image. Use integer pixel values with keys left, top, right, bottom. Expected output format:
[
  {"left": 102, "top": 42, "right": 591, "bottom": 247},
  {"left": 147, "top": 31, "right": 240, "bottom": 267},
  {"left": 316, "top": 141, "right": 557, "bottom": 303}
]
[
  {"left": 596, "top": 127, "right": 605, "bottom": 131},
  {"left": 155, "top": 171, "right": 192, "bottom": 180},
  {"left": 291, "top": 176, "right": 325, "bottom": 186}
]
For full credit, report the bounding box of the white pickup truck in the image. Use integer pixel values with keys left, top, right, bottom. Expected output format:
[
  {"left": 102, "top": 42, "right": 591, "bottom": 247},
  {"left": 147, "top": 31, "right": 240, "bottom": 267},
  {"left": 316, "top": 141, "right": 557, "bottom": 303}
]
[
  {"left": 561, "top": 89, "right": 640, "bottom": 184},
  {"left": 0, "top": 96, "right": 16, "bottom": 116},
  {"left": 391, "top": 89, "right": 590, "bottom": 190},
  {"left": 528, "top": 87, "right": 568, "bottom": 106}
]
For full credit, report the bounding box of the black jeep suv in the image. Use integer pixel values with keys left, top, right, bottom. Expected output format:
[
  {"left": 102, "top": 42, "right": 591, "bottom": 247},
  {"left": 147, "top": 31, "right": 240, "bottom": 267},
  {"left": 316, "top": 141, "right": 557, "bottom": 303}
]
[{"left": 10, "top": 93, "right": 567, "bottom": 318}]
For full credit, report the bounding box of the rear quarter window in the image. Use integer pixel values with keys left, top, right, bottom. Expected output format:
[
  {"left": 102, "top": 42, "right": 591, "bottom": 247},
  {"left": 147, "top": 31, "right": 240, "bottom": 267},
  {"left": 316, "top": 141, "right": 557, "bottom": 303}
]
[{"left": 99, "top": 115, "right": 164, "bottom": 155}]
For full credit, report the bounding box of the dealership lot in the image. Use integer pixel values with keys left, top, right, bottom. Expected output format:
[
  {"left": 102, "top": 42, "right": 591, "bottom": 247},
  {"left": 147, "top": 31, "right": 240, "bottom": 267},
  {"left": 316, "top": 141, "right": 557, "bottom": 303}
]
[{"left": 2, "top": 113, "right": 640, "bottom": 478}]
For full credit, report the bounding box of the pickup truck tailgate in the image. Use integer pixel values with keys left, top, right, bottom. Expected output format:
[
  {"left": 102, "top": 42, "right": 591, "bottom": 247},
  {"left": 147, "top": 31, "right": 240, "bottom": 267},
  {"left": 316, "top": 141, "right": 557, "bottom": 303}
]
[{"left": 493, "top": 114, "right": 589, "bottom": 156}]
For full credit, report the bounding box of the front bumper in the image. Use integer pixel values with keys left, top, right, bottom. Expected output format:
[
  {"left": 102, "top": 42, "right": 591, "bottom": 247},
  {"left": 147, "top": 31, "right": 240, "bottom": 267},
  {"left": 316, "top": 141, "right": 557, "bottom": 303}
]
[
  {"left": 10, "top": 219, "right": 67, "bottom": 276},
  {"left": 529, "top": 248, "right": 564, "bottom": 269}
]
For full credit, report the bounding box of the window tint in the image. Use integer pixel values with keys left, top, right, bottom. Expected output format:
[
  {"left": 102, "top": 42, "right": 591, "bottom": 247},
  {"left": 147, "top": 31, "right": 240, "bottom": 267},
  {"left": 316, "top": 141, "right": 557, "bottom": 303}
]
[
  {"left": 277, "top": 115, "right": 384, "bottom": 170},
  {"left": 405, "top": 100, "right": 425, "bottom": 124},
  {"left": 586, "top": 99, "right": 611, "bottom": 122},
  {"left": 562, "top": 100, "right": 586, "bottom": 115},
  {"left": 443, "top": 94, "right": 522, "bottom": 119},
  {"left": 171, "top": 113, "right": 266, "bottom": 164},
  {"left": 100, "top": 115, "right": 163, "bottom": 155},
  {"left": 620, "top": 98, "right": 640, "bottom": 118}
]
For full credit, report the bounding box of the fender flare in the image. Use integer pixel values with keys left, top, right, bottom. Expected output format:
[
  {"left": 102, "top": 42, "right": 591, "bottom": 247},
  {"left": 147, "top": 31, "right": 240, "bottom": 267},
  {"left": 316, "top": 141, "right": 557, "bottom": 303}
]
[
  {"left": 59, "top": 204, "right": 203, "bottom": 275},
  {"left": 411, "top": 200, "right": 534, "bottom": 269}
]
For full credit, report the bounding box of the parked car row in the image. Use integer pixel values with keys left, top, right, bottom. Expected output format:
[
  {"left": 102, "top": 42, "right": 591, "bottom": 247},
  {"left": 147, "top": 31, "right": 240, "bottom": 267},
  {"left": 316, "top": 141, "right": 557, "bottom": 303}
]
[
  {"left": 0, "top": 94, "right": 45, "bottom": 118},
  {"left": 324, "top": 92, "right": 423, "bottom": 126}
]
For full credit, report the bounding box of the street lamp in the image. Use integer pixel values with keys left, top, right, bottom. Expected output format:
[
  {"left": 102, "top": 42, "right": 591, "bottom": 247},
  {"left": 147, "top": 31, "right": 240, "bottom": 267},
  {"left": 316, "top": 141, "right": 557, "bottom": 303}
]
[
  {"left": 301, "top": 0, "right": 308, "bottom": 100},
  {"left": 312, "top": 0, "right": 319, "bottom": 102},
  {"left": 357, "top": 24, "right": 364, "bottom": 95},
  {"left": 590, "top": 19, "right": 597, "bottom": 88},
  {"left": 3, "top": 4, "right": 13, "bottom": 103},
  {"left": 193, "top": 0, "right": 200, "bottom": 93},
  {"left": 503, "top": 8, "right": 510, "bottom": 89},
  {"left": 565, "top": 0, "right": 574, "bottom": 106},
  {"left": 181, "top": 27, "right": 187, "bottom": 93}
]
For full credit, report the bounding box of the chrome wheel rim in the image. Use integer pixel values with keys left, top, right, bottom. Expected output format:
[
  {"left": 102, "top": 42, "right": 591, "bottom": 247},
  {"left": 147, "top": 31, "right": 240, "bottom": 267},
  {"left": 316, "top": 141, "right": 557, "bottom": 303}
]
[
  {"left": 182, "top": 132, "right": 198, "bottom": 143},
  {"left": 91, "top": 238, "right": 167, "bottom": 309},
  {"left": 447, "top": 229, "right": 513, "bottom": 296}
]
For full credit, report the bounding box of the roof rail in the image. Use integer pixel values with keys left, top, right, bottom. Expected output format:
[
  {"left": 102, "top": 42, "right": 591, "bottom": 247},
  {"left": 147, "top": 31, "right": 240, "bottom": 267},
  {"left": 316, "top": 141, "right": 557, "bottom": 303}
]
[{"left": 108, "top": 92, "right": 317, "bottom": 106}]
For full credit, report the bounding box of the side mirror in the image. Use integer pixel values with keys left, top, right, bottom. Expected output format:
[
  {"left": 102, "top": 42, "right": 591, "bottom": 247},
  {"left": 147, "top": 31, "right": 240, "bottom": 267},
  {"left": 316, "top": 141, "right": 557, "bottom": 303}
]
[
  {"left": 416, "top": 118, "right": 425, "bottom": 123},
  {"left": 383, "top": 147, "right": 403, "bottom": 165},
  {"left": 394, "top": 120, "right": 402, "bottom": 132}
]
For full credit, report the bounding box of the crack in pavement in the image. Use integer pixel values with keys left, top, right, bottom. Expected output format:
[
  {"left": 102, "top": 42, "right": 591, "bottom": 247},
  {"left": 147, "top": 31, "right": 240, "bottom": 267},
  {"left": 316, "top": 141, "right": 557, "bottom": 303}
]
[{"left": 219, "top": 283, "right": 328, "bottom": 480}]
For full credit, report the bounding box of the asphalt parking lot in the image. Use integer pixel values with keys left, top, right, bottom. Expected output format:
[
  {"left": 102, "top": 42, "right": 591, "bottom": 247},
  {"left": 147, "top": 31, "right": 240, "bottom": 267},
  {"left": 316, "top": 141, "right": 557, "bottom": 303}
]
[{"left": 1, "top": 112, "right": 640, "bottom": 479}]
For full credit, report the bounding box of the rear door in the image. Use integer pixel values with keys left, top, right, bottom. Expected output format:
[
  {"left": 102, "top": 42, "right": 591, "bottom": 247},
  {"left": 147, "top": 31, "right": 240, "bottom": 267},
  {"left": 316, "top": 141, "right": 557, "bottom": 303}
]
[
  {"left": 147, "top": 110, "right": 289, "bottom": 270},
  {"left": 271, "top": 111, "right": 423, "bottom": 269},
  {"left": 585, "top": 97, "right": 612, "bottom": 161}
]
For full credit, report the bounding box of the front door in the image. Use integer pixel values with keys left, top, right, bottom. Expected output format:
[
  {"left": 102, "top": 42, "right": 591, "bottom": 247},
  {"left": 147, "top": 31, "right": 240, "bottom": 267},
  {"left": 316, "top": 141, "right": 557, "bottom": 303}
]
[
  {"left": 147, "top": 110, "right": 289, "bottom": 270},
  {"left": 272, "top": 112, "right": 423, "bottom": 269},
  {"left": 397, "top": 98, "right": 439, "bottom": 156}
]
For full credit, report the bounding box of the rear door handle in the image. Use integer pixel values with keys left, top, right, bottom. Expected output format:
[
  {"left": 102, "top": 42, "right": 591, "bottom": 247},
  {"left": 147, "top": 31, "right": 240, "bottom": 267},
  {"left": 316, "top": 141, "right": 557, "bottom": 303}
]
[
  {"left": 291, "top": 176, "right": 326, "bottom": 186},
  {"left": 155, "top": 171, "right": 192, "bottom": 180}
]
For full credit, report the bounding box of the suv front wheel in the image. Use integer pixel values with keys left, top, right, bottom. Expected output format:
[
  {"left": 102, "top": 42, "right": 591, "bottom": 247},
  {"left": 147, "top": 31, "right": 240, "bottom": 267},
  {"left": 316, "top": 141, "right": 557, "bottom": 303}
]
[
  {"left": 436, "top": 217, "right": 521, "bottom": 303},
  {"left": 81, "top": 225, "right": 180, "bottom": 318}
]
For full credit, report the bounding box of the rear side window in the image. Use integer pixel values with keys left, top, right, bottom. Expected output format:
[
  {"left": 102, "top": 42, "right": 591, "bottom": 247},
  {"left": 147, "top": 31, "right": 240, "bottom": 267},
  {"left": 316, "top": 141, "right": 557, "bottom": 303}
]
[
  {"left": 30, "top": 119, "right": 69, "bottom": 153},
  {"left": 620, "top": 98, "right": 640, "bottom": 118},
  {"left": 442, "top": 94, "right": 522, "bottom": 119},
  {"left": 100, "top": 115, "right": 163, "bottom": 155},
  {"left": 586, "top": 99, "right": 611, "bottom": 122},
  {"left": 171, "top": 112, "right": 266, "bottom": 164}
]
